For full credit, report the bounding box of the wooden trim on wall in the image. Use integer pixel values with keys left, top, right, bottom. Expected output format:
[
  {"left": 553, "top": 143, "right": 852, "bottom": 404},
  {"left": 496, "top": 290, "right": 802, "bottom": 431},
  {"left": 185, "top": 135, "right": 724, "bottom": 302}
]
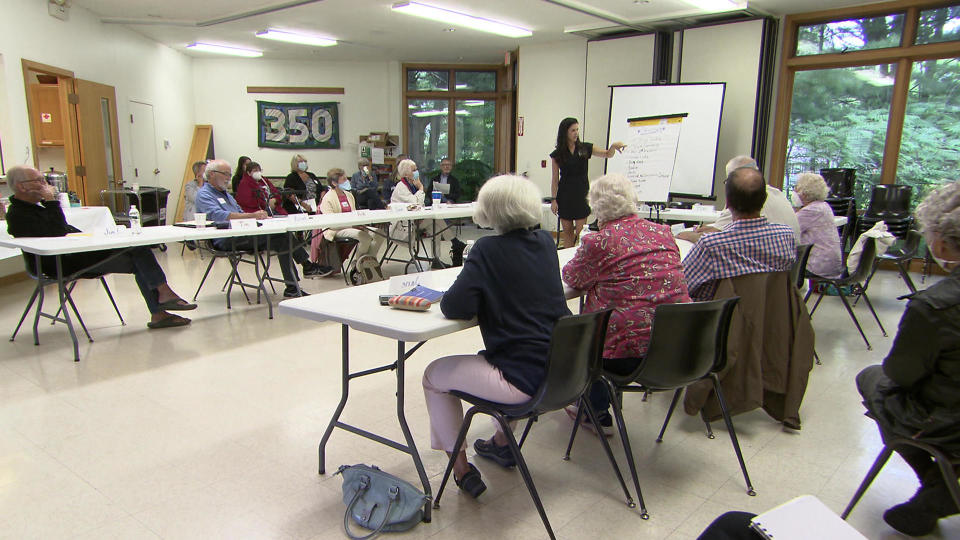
[
  {"left": 785, "top": 40, "right": 960, "bottom": 70},
  {"left": 21, "top": 59, "right": 73, "bottom": 79},
  {"left": 246, "top": 86, "right": 344, "bottom": 94},
  {"left": 880, "top": 59, "right": 913, "bottom": 184},
  {"left": 784, "top": 0, "right": 952, "bottom": 26}
]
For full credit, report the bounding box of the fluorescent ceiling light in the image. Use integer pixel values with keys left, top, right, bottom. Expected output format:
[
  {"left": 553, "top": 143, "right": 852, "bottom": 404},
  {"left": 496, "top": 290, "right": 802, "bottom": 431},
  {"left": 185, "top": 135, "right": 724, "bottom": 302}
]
[
  {"left": 412, "top": 110, "right": 447, "bottom": 117},
  {"left": 186, "top": 42, "right": 262, "bottom": 57},
  {"left": 463, "top": 100, "right": 486, "bottom": 106},
  {"left": 391, "top": 2, "right": 532, "bottom": 38},
  {"left": 256, "top": 29, "right": 337, "bottom": 47},
  {"left": 682, "top": 0, "right": 747, "bottom": 13}
]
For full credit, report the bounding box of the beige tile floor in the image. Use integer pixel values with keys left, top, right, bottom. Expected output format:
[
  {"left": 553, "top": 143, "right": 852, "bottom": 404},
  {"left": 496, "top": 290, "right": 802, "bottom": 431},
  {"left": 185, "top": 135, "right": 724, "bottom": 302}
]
[{"left": 0, "top": 234, "right": 957, "bottom": 539}]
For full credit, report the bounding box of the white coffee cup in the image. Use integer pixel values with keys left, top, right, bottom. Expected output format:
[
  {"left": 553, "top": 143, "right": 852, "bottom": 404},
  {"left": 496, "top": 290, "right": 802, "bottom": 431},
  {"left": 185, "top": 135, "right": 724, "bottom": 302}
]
[{"left": 195, "top": 212, "right": 206, "bottom": 228}]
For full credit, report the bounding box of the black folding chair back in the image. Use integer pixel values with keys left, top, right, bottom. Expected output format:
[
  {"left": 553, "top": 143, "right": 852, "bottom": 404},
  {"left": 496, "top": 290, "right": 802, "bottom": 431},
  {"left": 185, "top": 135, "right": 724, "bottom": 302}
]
[
  {"left": 861, "top": 229, "right": 923, "bottom": 295},
  {"left": 791, "top": 244, "right": 814, "bottom": 291},
  {"left": 806, "top": 237, "right": 887, "bottom": 349},
  {"left": 433, "top": 310, "right": 639, "bottom": 540},
  {"left": 820, "top": 168, "right": 856, "bottom": 197},
  {"left": 866, "top": 184, "right": 912, "bottom": 218}
]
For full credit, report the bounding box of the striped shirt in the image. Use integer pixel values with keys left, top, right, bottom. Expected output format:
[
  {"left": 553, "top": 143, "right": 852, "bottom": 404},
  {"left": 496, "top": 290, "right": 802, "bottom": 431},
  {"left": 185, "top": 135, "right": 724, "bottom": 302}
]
[{"left": 683, "top": 217, "right": 796, "bottom": 301}]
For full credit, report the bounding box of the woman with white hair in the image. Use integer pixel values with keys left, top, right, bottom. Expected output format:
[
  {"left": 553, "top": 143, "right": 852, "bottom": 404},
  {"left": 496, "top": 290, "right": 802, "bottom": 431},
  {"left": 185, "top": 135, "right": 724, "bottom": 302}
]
[
  {"left": 390, "top": 159, "right": 465, "bottom": 266},
  {"left": 855, "top": 181, "right": 960, "bottom": 536},
  {"left": 422, "top": 175, "right": 571, "bottom": 498},
  {"left": 793, "top": 172, "right": 843, "bottom": 278},
  {"left": 562, "top": 174, "right": 689, "bottom": 434}
]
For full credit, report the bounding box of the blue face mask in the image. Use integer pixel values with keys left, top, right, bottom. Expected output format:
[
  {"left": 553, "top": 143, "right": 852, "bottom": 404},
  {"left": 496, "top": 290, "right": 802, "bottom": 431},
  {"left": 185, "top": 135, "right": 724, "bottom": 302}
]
[
  {"left": 412, "top": 170, "right": 420, "bottom": 181},
  {"left": 340, "top": 180, "right": 352, "bottom": 191}
]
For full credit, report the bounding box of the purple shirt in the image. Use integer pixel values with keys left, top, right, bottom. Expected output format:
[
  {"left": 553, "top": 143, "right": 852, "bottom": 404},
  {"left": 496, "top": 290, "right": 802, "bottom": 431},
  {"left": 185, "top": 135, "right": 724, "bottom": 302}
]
[
  {"left": 796, "top": 200, "right": 843, "bottom": 278},
  {"left": 683, "top": 217, "right": 796, "bottom": 301},
  {"left": 563, "top": 215, "right": 690, "bottom": 359}
]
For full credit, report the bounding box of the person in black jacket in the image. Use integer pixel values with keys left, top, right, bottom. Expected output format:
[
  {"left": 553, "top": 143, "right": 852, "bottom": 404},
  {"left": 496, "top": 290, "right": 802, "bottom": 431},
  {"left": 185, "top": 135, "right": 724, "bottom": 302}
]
[
  {"left": 423, "top": 157, "right": 460, "bottom": 205},
  {"left": 856, "top": 181, "right": 960, "bottom": 536},
  {"left": 421, "top": 175, "right": 571, "bottom": 498},
  {"left": 5, "top": 166, "right": 196, "bottom": 329}
]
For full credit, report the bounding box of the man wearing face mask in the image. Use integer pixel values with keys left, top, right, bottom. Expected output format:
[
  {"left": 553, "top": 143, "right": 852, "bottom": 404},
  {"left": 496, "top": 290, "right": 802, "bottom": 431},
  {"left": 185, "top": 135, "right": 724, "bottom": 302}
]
[
  {"left": 855, "top": 181, "right": 960, "bottom": 536},
  {"left": 351, "top": 158, "right": 385, "bottom": 210}
]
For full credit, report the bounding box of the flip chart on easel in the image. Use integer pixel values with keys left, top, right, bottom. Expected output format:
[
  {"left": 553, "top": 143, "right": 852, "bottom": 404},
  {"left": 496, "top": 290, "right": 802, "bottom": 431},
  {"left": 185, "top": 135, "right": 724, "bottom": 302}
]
[{"left": 623, "top": 113, "right": 686, "bottom": 202}]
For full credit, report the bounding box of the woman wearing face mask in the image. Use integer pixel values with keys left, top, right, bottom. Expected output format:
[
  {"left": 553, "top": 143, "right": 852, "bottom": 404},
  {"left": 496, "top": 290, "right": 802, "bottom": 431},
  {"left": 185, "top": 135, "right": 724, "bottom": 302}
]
[
  {"left": 855, "top": 181, "right": 960, "bottom": 537},
  {"left": 389, "top": 159, "right": 463, "bottom": 267},
  {"left": 284, "top": 154, "right": 324, "bottom": 213},
  {"left": 351, "top": 158, "right": 386, "bottom": 210},
  {"left": 236, "top": 161, "right": 287, "bottom": 215},
  {"left": 319, "top": 168, "right": 385, "bottom": 282},
  {"left": 792, "top": 172, "right": 843, "bottom": 278}
]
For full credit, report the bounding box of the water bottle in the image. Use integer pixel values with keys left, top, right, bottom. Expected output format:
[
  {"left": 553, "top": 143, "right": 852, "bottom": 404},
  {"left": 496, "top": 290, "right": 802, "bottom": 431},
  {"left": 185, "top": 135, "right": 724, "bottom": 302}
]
[
  {"left": 129, "top": 205, "right": 142, "bottom": 234},
  {"left": 463, "top": 240, "right": 474, "bottom": 260}
]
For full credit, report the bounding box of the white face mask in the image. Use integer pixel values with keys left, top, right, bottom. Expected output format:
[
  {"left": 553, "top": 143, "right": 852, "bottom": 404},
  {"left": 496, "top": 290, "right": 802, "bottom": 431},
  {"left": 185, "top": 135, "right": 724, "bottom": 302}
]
[
  {"left": 298, "top": 162, "right": 308, "bottom": 171},
  {"left": 252, "top": 171, "right": 263, "bottom": 180},
  {"left": 925, "top": 232, "right": 957, "bottom": 270},
  {"left": 789, "top": 190, "right": 802, "bottom": 207}
]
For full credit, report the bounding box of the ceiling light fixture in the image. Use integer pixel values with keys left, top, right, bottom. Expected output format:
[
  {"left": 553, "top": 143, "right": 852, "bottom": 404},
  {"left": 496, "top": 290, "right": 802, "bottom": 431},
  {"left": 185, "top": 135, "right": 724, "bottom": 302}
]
[
  {"left": 681, "top": 0, "right": 747, "bottom": 13},
  {"left": 255, "top": 29, "right": 337, "bottom": 47},
  {"left": 391, "top": 2, "right": 532, "bottom": 38},
  {"left": 186, "top": 42, "right": 262, "bottom": 57}
]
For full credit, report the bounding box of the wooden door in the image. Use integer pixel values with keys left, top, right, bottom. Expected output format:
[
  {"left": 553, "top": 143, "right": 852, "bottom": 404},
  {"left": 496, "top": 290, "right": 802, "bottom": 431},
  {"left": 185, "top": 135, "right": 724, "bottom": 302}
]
[{"left": 73, "top": 79, "right": 123, "bottom": 204}]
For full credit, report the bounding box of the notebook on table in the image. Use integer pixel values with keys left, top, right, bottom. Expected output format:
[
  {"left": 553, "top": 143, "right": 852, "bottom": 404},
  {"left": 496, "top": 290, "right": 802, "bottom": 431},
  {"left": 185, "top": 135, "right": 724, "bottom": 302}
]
[{"left": 749, "top": 495, "right": 867, "bottom": 540}]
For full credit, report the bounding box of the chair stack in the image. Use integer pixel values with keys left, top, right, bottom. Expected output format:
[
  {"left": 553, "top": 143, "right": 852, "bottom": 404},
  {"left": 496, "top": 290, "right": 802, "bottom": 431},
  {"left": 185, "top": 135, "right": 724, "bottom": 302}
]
[
  {"left": 820, "top": 168, "right": 857, "bottom": 250},
  {"left": 857, "top": 184, "right": 913, "bottom": 239}
]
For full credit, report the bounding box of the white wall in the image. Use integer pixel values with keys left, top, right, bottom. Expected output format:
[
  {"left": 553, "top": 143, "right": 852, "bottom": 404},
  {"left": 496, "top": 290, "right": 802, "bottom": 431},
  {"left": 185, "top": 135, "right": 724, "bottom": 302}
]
[
  {"left": 680, "top": 19, "right": 765, "bottom": 206},
  {"left": 192, "top": 58, "right": 401, "bottom": 178},
  {"left": 516, "top": 40, "right": 587, "bottom": 196},
  {"left": 0, "top": 0, "right": 195, "bottom": 198},
  {"left": 584, "top": 35, "right": 656, "bottom": 180}
]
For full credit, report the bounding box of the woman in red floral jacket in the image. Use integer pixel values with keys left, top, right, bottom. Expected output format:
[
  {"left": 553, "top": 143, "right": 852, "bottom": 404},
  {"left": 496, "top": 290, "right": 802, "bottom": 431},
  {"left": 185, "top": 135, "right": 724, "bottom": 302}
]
[{"left": 562, "top": 173, "right": 690, "bottom": 434}]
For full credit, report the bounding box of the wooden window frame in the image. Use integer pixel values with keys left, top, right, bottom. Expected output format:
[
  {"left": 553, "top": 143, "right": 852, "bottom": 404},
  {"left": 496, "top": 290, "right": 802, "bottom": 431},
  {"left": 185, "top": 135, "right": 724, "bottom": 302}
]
[
  {"left": 769, "top": 0, "right": 960, "bottom": 188},
  {"left": 401, "top": 63, "right": 511, "bottom": 174}
]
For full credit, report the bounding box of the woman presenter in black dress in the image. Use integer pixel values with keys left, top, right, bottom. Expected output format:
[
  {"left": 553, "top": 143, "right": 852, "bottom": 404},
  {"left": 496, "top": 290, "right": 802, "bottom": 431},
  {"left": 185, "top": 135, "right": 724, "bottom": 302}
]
[{"left": 550, "top": 117, "right": 626, "bottom": 248}]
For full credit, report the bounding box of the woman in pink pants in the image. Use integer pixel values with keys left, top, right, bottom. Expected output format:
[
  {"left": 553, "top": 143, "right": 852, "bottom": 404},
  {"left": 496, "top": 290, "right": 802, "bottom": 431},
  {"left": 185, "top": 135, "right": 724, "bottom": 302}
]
[{"left": 422, "top": 175, "right": 571, "bottom": 498}]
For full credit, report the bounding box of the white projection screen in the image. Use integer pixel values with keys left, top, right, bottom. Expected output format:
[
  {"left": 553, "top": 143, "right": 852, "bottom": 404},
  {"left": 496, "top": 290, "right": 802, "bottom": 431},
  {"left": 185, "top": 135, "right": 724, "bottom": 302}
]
[{"left": 605, "top": 83, "right": 725, "bottom": 199}]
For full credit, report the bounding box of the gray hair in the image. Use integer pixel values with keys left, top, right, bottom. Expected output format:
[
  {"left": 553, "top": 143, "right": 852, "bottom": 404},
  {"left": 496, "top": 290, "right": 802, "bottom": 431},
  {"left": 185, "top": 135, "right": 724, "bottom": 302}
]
[
  {"left": 724, "top": 155, "right": 759, "bottom": 176},
  {"left": 358, "top": 157, "right": 371, "bottom": 169},
  {"left": 794, "top": 172, "right": 829, "bottom": 203},
  {"left": 6, "top": 165, "right": 39, "bottom": 190},
  {"left": 916, "top": 181, "right": 960, "bottom": 253},
  {"left": 397, "top": 159, "right": 417, "bottom": 179},
  {"left": 203, "top": 159, "right": 230, "bottom": 181},
  {"left": 589, "top": 174, "right": 637, "bottom": 224},
  {"left": 473, "top": 175, "right": 542, "bottom": 234}
]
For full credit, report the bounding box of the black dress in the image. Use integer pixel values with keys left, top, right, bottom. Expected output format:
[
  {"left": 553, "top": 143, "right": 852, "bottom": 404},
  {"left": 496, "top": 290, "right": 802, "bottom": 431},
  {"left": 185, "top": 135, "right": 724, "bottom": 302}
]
[{"left": 550, "top": 142, "right": 593, "bottom": 220}]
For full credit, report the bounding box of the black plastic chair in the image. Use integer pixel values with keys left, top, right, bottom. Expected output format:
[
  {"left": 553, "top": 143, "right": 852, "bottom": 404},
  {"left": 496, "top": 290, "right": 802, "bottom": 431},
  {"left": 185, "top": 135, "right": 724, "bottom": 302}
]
[
  {"left": 820, "top": 168, "right": 856, "bottom": 198},
  {"left": 564, "top": 298, "right": 756, "bottom": 513},
  {"left": 806, "top": 237, "right": 887, "bottom": 350},
  {"left": 11, "top": 262, "right": 125, "bottom": 349},
  {"left": 433, "top": 310, "right": 637, "bottom": 540},
  {"left": 842, "top": 437, "right": 960, "bottom": 520},
  {"left": 192, "top": 240, "right": 272, "bottom": 308},
  {"left": 791, "top": 244, "right": 814, "bottom": 290},
  {"left": 866, "top": 184, "right": 912, "bottom": 218},
  {"left": 861, "top": 229, "right": 922, "bottom": 295}
]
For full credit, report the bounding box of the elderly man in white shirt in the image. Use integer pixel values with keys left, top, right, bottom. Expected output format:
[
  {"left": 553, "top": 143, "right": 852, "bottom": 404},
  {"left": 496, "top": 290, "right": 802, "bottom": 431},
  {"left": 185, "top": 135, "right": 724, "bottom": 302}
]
[{"left": 678, "top": 155, "right": 801, "bottom": 243}]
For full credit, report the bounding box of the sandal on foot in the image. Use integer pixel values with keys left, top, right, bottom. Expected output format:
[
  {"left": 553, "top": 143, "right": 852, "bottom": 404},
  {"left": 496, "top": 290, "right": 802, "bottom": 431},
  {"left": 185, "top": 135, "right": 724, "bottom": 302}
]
[
  {"left": 147, "top": 314, "right": 191, "bottom": 329},
  {"left": 157, "top": 298, "right": 197, "bottom": 311},
  {"left": 473, "top": 438, "right": 516, "bottom": 468},
  {"left": 454, "top": 463, "right": 486, "bottom": 498}
]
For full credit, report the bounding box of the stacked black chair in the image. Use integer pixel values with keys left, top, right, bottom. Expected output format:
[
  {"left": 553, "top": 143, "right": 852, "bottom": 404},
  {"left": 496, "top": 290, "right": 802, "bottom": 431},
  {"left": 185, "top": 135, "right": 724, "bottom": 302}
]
[
  {"left": 433, "top": 310, "right": 639, "bottom": 540},
  {"left": 563, "top": 298, "right": 756, "bottom": 517},
  {"left": 842, "top": 437, "right": 960, "bottom": 521},
  {"left": 821, "top": 168, "right": 857, "bottom": 250},
  {"left": 857, "top": 185, "right": 913, "bottom": 239},
  {"left": 805, "top": 237, "right": 887, "bottom": 350}
]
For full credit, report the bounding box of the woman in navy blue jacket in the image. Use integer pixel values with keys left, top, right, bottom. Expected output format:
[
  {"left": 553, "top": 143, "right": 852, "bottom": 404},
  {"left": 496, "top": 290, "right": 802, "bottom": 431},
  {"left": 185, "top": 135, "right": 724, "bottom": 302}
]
[{"left": 422, "top": 175, "right": 571, "bottom": 498}]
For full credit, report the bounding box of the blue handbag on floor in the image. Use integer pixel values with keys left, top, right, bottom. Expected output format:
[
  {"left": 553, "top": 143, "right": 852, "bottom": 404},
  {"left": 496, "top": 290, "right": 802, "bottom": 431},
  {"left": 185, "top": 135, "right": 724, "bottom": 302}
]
[{"left": 336, "top": 464, "right": 428, "bottom": 539}]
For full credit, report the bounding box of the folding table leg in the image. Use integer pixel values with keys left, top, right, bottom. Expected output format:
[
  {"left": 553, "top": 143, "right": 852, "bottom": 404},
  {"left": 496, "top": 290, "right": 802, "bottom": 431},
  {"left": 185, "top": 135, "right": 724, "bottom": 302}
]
[
  {"left": 55, "top": 256, "right": 81, "bottom": 362},
  {"left": 319, "top": 324, "right": 351, "bottom": 475}
]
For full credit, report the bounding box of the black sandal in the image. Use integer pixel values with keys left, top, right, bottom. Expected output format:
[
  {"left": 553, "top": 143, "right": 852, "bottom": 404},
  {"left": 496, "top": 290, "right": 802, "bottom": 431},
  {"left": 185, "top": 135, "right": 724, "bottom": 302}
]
[{"left": 454, "top": 463, "right": 486, "bottom": 498}]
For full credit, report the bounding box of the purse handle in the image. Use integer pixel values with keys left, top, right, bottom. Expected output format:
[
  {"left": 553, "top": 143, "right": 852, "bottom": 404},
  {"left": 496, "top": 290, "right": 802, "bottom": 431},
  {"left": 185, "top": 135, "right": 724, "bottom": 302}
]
[{"left": 343, "top": 477, "right": 399, "bottom": 540}]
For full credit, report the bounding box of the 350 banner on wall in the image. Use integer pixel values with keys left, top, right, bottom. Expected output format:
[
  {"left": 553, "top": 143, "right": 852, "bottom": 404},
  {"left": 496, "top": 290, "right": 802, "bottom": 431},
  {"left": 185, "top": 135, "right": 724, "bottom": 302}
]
[{"left": 257, "top": 101, "right": 340, "bottom": 149}]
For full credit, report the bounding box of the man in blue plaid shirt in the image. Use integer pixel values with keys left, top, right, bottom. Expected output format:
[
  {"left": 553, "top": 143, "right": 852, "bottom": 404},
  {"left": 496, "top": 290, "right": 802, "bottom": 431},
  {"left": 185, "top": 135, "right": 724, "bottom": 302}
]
[{"left": 683, "top": 167, "right": 796, "bottom": 301}]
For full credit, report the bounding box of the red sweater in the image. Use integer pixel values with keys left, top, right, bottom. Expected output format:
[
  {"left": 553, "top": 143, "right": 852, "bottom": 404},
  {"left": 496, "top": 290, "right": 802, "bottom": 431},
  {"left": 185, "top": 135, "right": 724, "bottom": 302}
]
[{"left": 235, "top": 173, "right": 287, "bottom": 215}]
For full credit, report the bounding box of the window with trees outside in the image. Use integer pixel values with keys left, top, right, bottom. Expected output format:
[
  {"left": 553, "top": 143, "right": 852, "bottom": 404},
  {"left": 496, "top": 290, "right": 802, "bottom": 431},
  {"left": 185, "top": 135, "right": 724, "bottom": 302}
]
[
  {"left": 771, "top": 1, "right": 960, "bottom": 210},
  {"left": 403, "top": 65, "right": 507, "bottom": 202}
]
